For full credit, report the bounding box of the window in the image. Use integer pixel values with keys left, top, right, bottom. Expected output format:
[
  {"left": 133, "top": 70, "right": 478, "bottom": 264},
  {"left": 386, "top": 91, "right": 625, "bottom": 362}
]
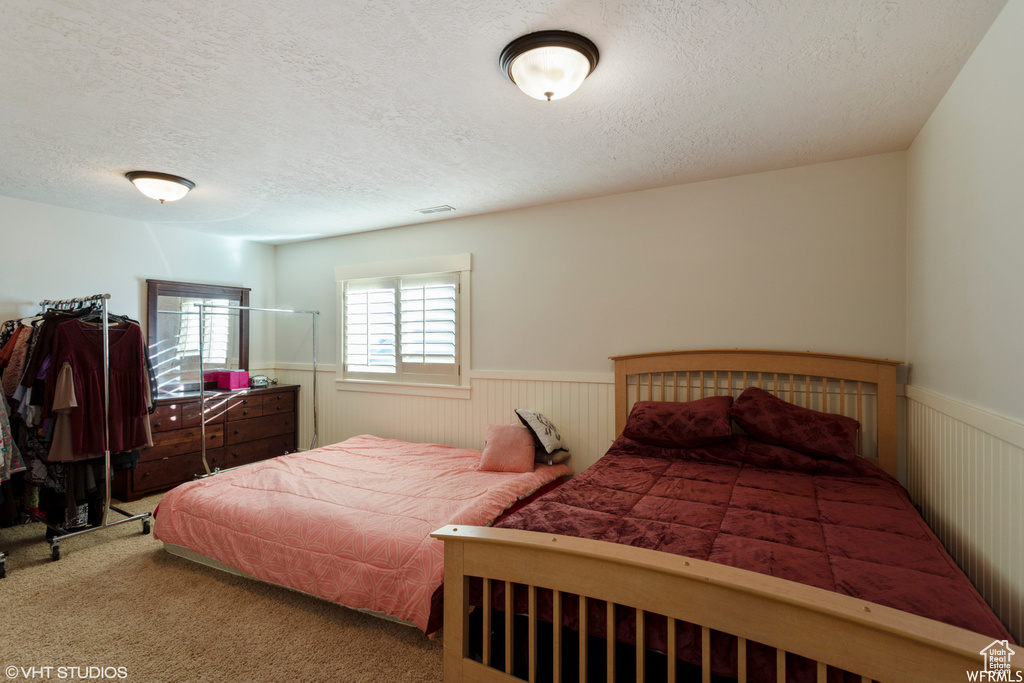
[{"left": 337, "top": 254, "right": 470, "bottom": 389}]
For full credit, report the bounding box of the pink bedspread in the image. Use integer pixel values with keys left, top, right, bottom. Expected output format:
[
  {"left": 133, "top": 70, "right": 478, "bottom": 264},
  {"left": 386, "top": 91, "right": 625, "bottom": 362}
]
[{"left": 154, "top": 434, "right": 571, "bottom": 633}]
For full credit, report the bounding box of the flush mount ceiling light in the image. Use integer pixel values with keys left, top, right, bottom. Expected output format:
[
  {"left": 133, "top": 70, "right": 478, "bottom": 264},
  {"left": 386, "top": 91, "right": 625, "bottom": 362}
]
[
  {"left": 125, "top": 171, "right": 195, "bottom": 204},
  {"left": 500, "top": 30, "right": 599, "bottom": 101}
]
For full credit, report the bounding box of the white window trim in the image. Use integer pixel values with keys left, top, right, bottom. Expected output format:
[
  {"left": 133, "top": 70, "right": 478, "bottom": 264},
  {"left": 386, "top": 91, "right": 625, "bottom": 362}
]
[{"left": 335, "top": 254, "right": 472, "bottom": 399}]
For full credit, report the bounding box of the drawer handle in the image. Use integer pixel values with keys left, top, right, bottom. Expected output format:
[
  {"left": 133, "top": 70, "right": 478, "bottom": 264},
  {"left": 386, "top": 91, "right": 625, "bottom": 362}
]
[
  {"left": 242, "top": 399, "right": 249, "bottom": 405},
  {"left": 142, "top": 472, "right": 150, "bottom": 478},
  {"left": 242, "top": 410, "right": 249, "bottom": 416},
  {"left": 234, "top": 429, "right": 240, "bottom": 435},
  {"left": 155, "top": 422, "right": 162, "bottom": 428},
  {"left": 210, "top": 434, "right": 219, "bottom": 439}
]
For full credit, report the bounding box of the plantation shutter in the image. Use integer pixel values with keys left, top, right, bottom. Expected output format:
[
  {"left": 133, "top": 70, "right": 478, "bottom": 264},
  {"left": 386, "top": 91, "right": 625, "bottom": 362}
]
[
  {"left": 180, "top": 298, "right": 231, "bottom": 364},
  {"left": 399, "top": 274, "right": 459, "bottom": 383},
  {"left": 344, "top": 279, "right": 397, "bottom": 376},
  {"left": 343, "top": 273, "right": 460, "bottom": 385}
]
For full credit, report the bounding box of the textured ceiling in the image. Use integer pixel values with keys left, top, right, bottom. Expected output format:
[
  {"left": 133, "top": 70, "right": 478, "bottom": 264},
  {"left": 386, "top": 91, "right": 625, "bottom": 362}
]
[{"left": 0, "top": 0, "right": 1008, "bottom": 244}]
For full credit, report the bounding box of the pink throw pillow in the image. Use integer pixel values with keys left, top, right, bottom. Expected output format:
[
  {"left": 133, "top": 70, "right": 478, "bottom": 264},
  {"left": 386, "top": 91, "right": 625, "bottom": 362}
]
[{"left": 480, "top": 424, "right": 536, "bottom": 473}]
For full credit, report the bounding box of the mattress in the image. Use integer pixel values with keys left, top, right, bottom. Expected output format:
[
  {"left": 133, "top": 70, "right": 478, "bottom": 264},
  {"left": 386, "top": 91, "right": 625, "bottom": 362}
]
[
  {"left": 491, "top": 434, "right": 1013, "bottom": 675},
  {"left": 154, "top": 434, "right": 571, "bottom": 634}
]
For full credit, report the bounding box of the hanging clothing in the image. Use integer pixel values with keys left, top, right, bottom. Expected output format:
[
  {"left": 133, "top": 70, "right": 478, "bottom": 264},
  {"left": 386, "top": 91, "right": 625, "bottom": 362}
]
[
  {"left": 2, "top": 303, "right": 152, "bottom": 527},
  {"left": 18, "top": 314, "right": 61, "bottom": 392},
  {"left": 1, "top": 392, "right": 24, "bottom": 481},
  {"left": 15, "top": 354, "right": 49, "bottom": 427},
  {"left": 0, "top": 324, "right": 23, "bottom": 366},
  {"left": 44, "top": 320, "right": 149, "bottom": 455},
  {"left": 1, "top": 318, "right": 43, "bottom": 399},
  {"left": 47, "top": 362, "right": 77, "bottom": 462},
  {"left": 0, "top": 320, "right": 16, "bottom": 349},
  {"left": 0, "top": 325, "right": 30, "bottom": 397}
]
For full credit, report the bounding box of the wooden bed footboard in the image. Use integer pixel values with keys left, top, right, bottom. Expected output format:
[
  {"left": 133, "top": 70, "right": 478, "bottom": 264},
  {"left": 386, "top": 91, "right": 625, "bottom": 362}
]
[{"left": 432, "top": 525, "right": 1014, "bottom": 683}]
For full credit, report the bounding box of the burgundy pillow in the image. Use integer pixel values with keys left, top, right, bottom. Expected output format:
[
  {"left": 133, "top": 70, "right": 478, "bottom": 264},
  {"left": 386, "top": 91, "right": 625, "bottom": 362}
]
[
  {"left": 479, "top": 424, "right": 535, "bottom": 473},
  {"left": 730, "top": 386, "right": 859, "bottom": 461},
  {"left": 623, "top": 396, "right": 734, "bottom": 448}
]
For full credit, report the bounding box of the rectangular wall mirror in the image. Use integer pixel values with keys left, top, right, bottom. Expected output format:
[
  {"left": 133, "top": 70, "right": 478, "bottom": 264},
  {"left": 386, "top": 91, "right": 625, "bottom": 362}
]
[{"left": 147, "top": 279, "right": 250, "bottom": 396}]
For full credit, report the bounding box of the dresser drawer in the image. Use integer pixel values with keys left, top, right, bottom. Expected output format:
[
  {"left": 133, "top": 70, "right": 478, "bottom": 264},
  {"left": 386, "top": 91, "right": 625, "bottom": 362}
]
[
  {"left": 225, "top": 413, "right": 294, "bottom": 445},
  {"left": 150, "top": 403, "right": 181, "bottom": 432},
  {"left": 227, "top": 394, "right": 262, "bottom": 421},
  {"left": 181, "top": 398, "right": 227, "bottom": 428},
  {"left": 261, "top": 390, "right": 294, "bottom": 416},
  {"left": 133, "top": 449, "right": 222, "bottom": 492},
  {"left": 142, "top": 424, "right": 224, "bottom": 462},
  {"left": 219, "top": 434, "right": 297, "bottom": 469}
]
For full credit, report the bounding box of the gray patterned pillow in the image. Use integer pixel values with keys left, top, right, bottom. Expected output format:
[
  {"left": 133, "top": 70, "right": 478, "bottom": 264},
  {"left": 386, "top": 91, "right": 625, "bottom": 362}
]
[
  {"left": 535, "top": 446, "right": 571, "bottom": 465},
  {"left": 515, "top": 409, "right": 564, "bottom": 454}
]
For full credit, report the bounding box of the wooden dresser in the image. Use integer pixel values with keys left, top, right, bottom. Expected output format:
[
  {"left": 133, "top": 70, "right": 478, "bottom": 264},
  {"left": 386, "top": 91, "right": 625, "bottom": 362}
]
[{"left": 112, "top": 384, "right": 299, "bottom": 501}]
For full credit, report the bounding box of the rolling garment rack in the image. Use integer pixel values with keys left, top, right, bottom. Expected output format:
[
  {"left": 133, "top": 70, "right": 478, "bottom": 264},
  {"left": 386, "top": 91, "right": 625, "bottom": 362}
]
[
  {"left": 35, "top": 294, "right": 152, "bottom": 561},
  {"left": 1, "top": 393, "right": 15, "bottom": 577},
  {"left": 195, "top": 303, "right": 319, "bottom": 476}
]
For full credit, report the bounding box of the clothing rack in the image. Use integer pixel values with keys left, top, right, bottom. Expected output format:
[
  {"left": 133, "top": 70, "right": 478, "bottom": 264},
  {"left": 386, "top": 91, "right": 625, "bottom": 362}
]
[
  {"left": 32, "top": 293, "right": 151, "bottom": 561},
  {"left": 195, "top": 304, "right": 319, "bottom": 477}
]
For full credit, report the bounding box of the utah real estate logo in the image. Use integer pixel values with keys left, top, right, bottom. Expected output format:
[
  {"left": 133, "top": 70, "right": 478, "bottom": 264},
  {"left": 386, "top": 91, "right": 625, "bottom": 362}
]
[{"left": 968, "top": 640, "right": 1021, "bottom": 682}]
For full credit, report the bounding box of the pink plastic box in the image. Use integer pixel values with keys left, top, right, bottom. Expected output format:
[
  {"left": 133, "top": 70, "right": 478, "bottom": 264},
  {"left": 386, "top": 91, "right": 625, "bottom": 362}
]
[{"left": 217, "top": 370, "right": 249, "bottom": 390}]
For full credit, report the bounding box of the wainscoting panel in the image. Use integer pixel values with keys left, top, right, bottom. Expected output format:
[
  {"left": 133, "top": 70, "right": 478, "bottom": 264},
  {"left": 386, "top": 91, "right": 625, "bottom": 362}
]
[
  {"left": 273, "top": 368, "right": 617, "bottom": 474},
  {"left": 906, "top": 387, "right": 1023, "bottom": 643}
]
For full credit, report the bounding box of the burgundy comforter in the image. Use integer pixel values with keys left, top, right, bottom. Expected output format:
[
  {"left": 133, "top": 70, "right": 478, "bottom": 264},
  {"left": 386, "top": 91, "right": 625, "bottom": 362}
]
[{"left": 493, "top": 435, "right": 1012, "bottom": 676}]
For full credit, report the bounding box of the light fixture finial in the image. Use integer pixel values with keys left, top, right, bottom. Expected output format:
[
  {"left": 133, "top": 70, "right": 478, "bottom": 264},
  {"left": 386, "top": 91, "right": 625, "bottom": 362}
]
[
  {"left": 500, "top": 30, "right": 599, "bottom": 102},
  {"left": 126, "top": 171, "right": 195, "bottom": 203}
]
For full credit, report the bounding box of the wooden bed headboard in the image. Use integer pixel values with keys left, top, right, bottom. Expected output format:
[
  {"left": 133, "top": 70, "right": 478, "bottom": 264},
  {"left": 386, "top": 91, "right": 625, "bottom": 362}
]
[{"left": 611, "top": 349, "right": 902, "bottom": 477}]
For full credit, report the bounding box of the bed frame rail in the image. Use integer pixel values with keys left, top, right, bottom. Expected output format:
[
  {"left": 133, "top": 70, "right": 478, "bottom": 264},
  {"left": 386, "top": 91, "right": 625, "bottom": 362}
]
[{"left": 433, "top": 525, "right": 1011, "bottom": 683}]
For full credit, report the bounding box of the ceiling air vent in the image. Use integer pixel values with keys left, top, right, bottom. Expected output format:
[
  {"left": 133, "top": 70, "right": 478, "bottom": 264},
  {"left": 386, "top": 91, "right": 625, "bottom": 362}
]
[{"left": 415, "top": 205, "right": 456, "bottom": 215}]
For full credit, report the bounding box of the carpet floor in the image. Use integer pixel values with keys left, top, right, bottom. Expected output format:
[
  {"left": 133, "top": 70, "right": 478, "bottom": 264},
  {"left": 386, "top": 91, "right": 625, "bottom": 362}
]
[{"left": 0, "top": 494, "right": 443, "bottom": 682}]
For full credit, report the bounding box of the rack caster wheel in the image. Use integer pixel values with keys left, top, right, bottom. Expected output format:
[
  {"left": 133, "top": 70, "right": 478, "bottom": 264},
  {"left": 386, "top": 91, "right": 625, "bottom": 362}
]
[
  {"left": 142, "top": 520, "right": 151, "bottom": 535},
  {"left": 0, "top": 564, "right": 6, "bottom": 579},
  {"left": 51, "top": 544, "right": 60, "bottom": 562}
]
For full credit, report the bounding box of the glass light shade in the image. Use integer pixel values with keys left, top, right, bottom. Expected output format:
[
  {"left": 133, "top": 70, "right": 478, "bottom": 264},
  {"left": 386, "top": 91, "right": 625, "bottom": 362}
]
[
  {"left": 509, "top": 45, "right": 593, "bottom": 101},
  {"left": 126, "top": 172, "right": 195, "bottom": 203}
]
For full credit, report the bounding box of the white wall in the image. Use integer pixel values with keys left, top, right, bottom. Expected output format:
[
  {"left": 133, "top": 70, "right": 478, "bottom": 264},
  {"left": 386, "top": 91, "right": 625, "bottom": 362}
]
[
  {"left": 0, "top": 195, "right": 277, "bottom": 363},
  {"left": 275, "top": 152, "right": 908, "bottom": 373},
  {"left": 907, "top": 0, "right": 1024, "bottom": 424},
  {"left": 273, "top": 153, "right": 907, "bottom": 468},
  {"left": 906, "top": 0, "right": 1023, "bottom": 642}
]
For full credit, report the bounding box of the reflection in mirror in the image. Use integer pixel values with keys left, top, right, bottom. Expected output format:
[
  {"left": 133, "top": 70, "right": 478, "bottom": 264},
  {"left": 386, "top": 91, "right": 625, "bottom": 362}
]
[
  {"left": 147, "top": 280, "right": 250, "bottom": 396},
  {"left": 155, "top": 296, "right": 237, "bottom": 389}
]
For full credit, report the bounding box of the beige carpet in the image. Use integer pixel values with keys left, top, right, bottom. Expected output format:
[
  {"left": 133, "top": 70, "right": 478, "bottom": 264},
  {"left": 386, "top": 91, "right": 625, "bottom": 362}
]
[{"left": 0, "top": 494, "right": 443, "bottom": 682}]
